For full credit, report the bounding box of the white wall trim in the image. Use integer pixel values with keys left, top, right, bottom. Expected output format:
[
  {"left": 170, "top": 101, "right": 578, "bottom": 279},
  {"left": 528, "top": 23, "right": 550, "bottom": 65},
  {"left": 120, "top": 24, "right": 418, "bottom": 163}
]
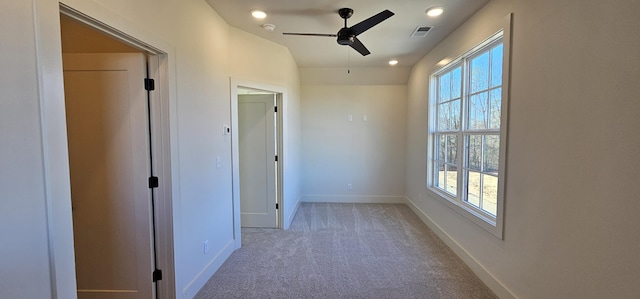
[
  {"left": 283, "top": 197, "right": 301, "bottom": 230},
  {"left": 301, "top": 195, "right": 407, "bottom": 204},
  {"left": 180, "top": 239, "right": 235, "bottom": 298},
  {"left": 34, "top": 0, "right": 78, "bottom": 297},
  {"left": 404, "top": 196, "right": 516, "bottom": 299}
]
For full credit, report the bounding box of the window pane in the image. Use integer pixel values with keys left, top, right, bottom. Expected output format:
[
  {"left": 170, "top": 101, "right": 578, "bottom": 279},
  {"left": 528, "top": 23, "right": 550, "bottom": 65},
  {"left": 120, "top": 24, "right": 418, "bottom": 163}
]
[
  {"left": 482, "top": 174, "right": 498, "bottom": 216},
  {"left": 483, "top": 135, "right": 500, "bottom": 174},
  {"left": 446, "top": 164, "right": 458, "bottom": 196},
  {"left": 451, "top": 66, "right": 462, "bottom": 99},
  {"left": 489, "top": 88, "right": 502, "bottom": 129},
  {"left": 490, "top": 44, "right": 503, "bottom": 88},
  {"left": 466, "top": 170, "right": 481, "bottom": 207},
  {"left": 450, "top": 99, "right": 461, "bottom": 130},
  {"left": 470, "top": 52, "right": 489, "bottom": 93},
  {"left": 469, "top": 92, "right": 488, "bottom": 130},
  {"left": 439, "top": 72, "right": 451, "bottom": 102},
  {"left": 467, "top": 135, "right": 482, "bottom": 171},
  {"left": 437, "top": 103, "right": 449, "bottom": 131},
  {"left": 436, "top": 163, "right": 445, "bottom": 190},
  {"left": 437, "top": 135, "right": 446, "bottom": 161},
  {"left": 446, "top": 135, "right": 458, "bottom": 164}
]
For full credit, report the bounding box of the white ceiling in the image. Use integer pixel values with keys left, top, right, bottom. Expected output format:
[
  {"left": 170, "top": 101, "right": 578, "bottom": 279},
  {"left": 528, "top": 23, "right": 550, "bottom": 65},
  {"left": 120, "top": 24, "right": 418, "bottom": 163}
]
[{"left": 206, "top": 0, "right": 490, "bottom": 68}]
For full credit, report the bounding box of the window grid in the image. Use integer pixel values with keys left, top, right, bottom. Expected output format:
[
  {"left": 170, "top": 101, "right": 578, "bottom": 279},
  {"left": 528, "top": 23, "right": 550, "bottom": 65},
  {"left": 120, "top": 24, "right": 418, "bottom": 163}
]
[{"left": 431, "top": 38, "right": 503, "bottom": 218}]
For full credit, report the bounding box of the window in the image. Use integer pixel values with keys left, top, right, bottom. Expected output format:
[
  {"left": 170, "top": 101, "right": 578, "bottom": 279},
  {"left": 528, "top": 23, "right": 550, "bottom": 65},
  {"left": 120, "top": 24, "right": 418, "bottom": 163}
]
[{"left": 428, "top": 30, "right": 509, "bottom": 237}]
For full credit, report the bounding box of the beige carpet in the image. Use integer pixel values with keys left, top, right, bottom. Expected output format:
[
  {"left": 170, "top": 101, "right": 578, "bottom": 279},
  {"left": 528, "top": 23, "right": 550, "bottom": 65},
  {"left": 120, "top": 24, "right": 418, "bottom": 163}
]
[{"left": 195, "top": 203, "right": 496, "bottom": 299}]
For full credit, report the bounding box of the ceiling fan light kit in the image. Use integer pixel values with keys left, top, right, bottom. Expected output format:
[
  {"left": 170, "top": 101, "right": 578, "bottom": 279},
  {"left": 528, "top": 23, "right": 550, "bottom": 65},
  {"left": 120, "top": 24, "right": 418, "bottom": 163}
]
[{"left": 282, "top": 8, "right": 394, "bottom": 56}]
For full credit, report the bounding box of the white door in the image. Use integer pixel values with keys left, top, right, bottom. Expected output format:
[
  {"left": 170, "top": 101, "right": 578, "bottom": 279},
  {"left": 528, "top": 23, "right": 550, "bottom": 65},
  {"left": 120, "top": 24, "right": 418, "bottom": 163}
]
[
  {"left": 238, "top": 94, "right": 277, "bottom": 227},
  {"left": 63, "top": 53, "right": 155, "bottom": 299}
]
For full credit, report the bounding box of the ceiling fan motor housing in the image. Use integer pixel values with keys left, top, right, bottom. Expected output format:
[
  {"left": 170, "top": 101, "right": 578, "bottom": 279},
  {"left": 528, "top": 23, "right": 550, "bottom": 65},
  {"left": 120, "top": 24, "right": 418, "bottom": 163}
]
[{"left": 337, "top": 28, "right": 355, "bottom": 45}]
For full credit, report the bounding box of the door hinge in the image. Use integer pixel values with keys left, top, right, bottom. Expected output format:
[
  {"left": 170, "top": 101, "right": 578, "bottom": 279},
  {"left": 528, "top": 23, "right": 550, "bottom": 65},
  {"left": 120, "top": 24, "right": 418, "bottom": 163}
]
[
  {"left": 149, "top": 176, "right": 159, "bottom": 188},
  {"left": 153, "top": 269, "right": 163, "bottom": 282},
  {"left": 144, "top": 78, "right": 155, "bottom": 91},
  {"left": 275, "top": 203, "right": 278, "bottom": 209},
  {"left": 275, "top": 155, "right": 278, "bottom": 162},
  {"left": 274, "top": 106, "right": 277, "bottom": 113}
]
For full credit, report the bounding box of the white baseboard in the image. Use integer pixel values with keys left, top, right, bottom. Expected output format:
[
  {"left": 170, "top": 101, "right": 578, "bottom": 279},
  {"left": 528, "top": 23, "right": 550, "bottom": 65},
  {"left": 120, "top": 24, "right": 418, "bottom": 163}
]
[
  {"left": 404, "top": 196, "right": 516, "bottom": 299},
  {"left": 301, "top": 195, "right": 407, "bottom": 204},
  {"left": 181, "top": 239, "right": 236, "bottom": 298},
  {"left": 283, "top": 198, "right": 301, "bottom": 230}
]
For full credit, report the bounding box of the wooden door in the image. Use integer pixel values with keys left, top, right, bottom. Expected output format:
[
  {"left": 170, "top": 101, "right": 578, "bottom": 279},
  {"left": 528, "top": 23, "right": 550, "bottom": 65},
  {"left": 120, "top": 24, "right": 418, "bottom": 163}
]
[{"left": 63, "top": 53, "right": 155, "bottom": 299}]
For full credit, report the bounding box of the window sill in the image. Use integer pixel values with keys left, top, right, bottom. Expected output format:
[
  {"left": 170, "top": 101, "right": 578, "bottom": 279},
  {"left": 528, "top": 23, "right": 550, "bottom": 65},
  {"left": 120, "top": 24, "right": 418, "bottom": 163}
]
[{"left": 425, "top": 187, "right": 504, "bottom": 239}]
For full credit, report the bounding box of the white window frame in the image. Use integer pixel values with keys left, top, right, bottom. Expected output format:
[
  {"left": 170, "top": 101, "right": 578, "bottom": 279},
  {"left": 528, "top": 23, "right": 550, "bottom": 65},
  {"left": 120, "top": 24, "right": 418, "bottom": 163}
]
[{"left": 427, "top": 16, "right": 511, "bottom": 239}]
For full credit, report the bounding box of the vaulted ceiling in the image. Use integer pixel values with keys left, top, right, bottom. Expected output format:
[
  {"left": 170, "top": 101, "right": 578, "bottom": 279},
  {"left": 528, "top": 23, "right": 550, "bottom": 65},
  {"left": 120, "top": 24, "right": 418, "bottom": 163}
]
[{"left": 206, "top": 0, "right": 490, "bottom": 69}]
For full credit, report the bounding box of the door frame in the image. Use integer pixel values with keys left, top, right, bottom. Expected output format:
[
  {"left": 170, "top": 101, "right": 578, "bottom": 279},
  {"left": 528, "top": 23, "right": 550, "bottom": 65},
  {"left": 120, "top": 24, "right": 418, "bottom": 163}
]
[
  {"left": 230, "top": 79, "right": 285, "bottom": 246},
  {"left": 57, "top": 5, "right": 176, "bottom": 298}
]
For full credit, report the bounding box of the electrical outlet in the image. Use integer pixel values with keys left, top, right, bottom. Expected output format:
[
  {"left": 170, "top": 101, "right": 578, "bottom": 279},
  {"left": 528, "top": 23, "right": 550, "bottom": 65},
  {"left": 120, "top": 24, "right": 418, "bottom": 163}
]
[
  {"left": 347, "top": 183, "right": 352, "bottom": 190},
  {"left": 203, "top": 240, "right": 209, "bottom": 254}
]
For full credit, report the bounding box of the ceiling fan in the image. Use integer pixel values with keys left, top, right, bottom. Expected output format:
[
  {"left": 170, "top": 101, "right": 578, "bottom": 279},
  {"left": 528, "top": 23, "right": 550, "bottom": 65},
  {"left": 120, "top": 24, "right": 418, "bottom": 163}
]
[{"left": 282, "top": 8, "right": 394, "bottom": 56}]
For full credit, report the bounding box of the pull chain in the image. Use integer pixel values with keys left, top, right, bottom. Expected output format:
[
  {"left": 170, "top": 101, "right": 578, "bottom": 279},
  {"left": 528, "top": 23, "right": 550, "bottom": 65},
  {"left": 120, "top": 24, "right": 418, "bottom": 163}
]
[{"left": 347, "top": 48, "right": 351, "bottom": 74}]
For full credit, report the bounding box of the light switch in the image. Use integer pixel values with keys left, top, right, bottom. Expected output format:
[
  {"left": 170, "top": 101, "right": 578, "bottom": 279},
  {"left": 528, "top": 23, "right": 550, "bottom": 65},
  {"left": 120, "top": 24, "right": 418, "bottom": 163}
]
[
  {"left": 216, "top": 156, "right": 221, "bottom": 168},
  {"left": 347, "top": 114, "right": 353, "bottom": 122},
  {"left": 363, "top": 115, "right": 368, "bottom": 122}
]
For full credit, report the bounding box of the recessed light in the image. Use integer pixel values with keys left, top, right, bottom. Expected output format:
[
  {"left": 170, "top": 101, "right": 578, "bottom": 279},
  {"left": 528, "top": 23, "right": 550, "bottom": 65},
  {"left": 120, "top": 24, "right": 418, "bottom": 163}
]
[
  {"left": 251, "top": 10, "right": 267, "bottom": 19},
  {"left": 437, "top": 58, "right": 451, "bottom": 66},
  {"left": 426, "top": 7, "right": 444, "bottom": 17},
  {"left": 389, "top": 60, "right": 399, "bottom": 66}
]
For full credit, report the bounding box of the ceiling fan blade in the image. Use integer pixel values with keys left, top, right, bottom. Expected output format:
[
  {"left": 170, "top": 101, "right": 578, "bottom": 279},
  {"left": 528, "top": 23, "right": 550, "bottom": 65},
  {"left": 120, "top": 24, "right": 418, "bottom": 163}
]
[
  {"left": 350, "top": 37, "right": 371, "bottom": 56},
  {"left": 350, "top": 10, "right": 394, "bottom": 36},
  {"left": 282, "top": 33, "right": 337, "bottom": 37}
]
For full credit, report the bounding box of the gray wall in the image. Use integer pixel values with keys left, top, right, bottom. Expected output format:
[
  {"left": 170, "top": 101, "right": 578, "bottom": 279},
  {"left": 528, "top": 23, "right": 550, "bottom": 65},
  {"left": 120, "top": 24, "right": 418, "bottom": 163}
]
[
  {"left": 0, "top": 0, "right": 301, "bottom": 298},
  {"left": 405, "top": 0, "right": 640, "bottom": 298},
  {"left": 0, "top": 1, "right": 55, "bottom": 298},
  {"left": 301, "top": 85, "right": 407, "bottom": 203},
  {"left": 3, "top": 0, "right": 640, "bottom": 298}
]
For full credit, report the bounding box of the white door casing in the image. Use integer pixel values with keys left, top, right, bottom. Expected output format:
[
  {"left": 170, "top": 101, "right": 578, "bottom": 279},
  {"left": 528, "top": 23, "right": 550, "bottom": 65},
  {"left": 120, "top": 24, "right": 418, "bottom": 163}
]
[
  {"left": 238, "top": 94, "right": 277, "bottom": 228},
  {"left": 63, "top": 53, "right": 155, "bottom": 299}
]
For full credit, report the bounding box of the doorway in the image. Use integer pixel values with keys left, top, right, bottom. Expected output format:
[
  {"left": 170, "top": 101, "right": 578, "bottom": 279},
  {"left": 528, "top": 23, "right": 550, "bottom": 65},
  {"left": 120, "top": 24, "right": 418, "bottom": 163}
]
[
  {"left": 230, "top": 81, "right": 284, "bottom": 241},
  {"left": 60, "top": 7, "right": 174, "bottom": 298},
  {"left": 64, "top": 51, "right": 154, "bottom": 299}
]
